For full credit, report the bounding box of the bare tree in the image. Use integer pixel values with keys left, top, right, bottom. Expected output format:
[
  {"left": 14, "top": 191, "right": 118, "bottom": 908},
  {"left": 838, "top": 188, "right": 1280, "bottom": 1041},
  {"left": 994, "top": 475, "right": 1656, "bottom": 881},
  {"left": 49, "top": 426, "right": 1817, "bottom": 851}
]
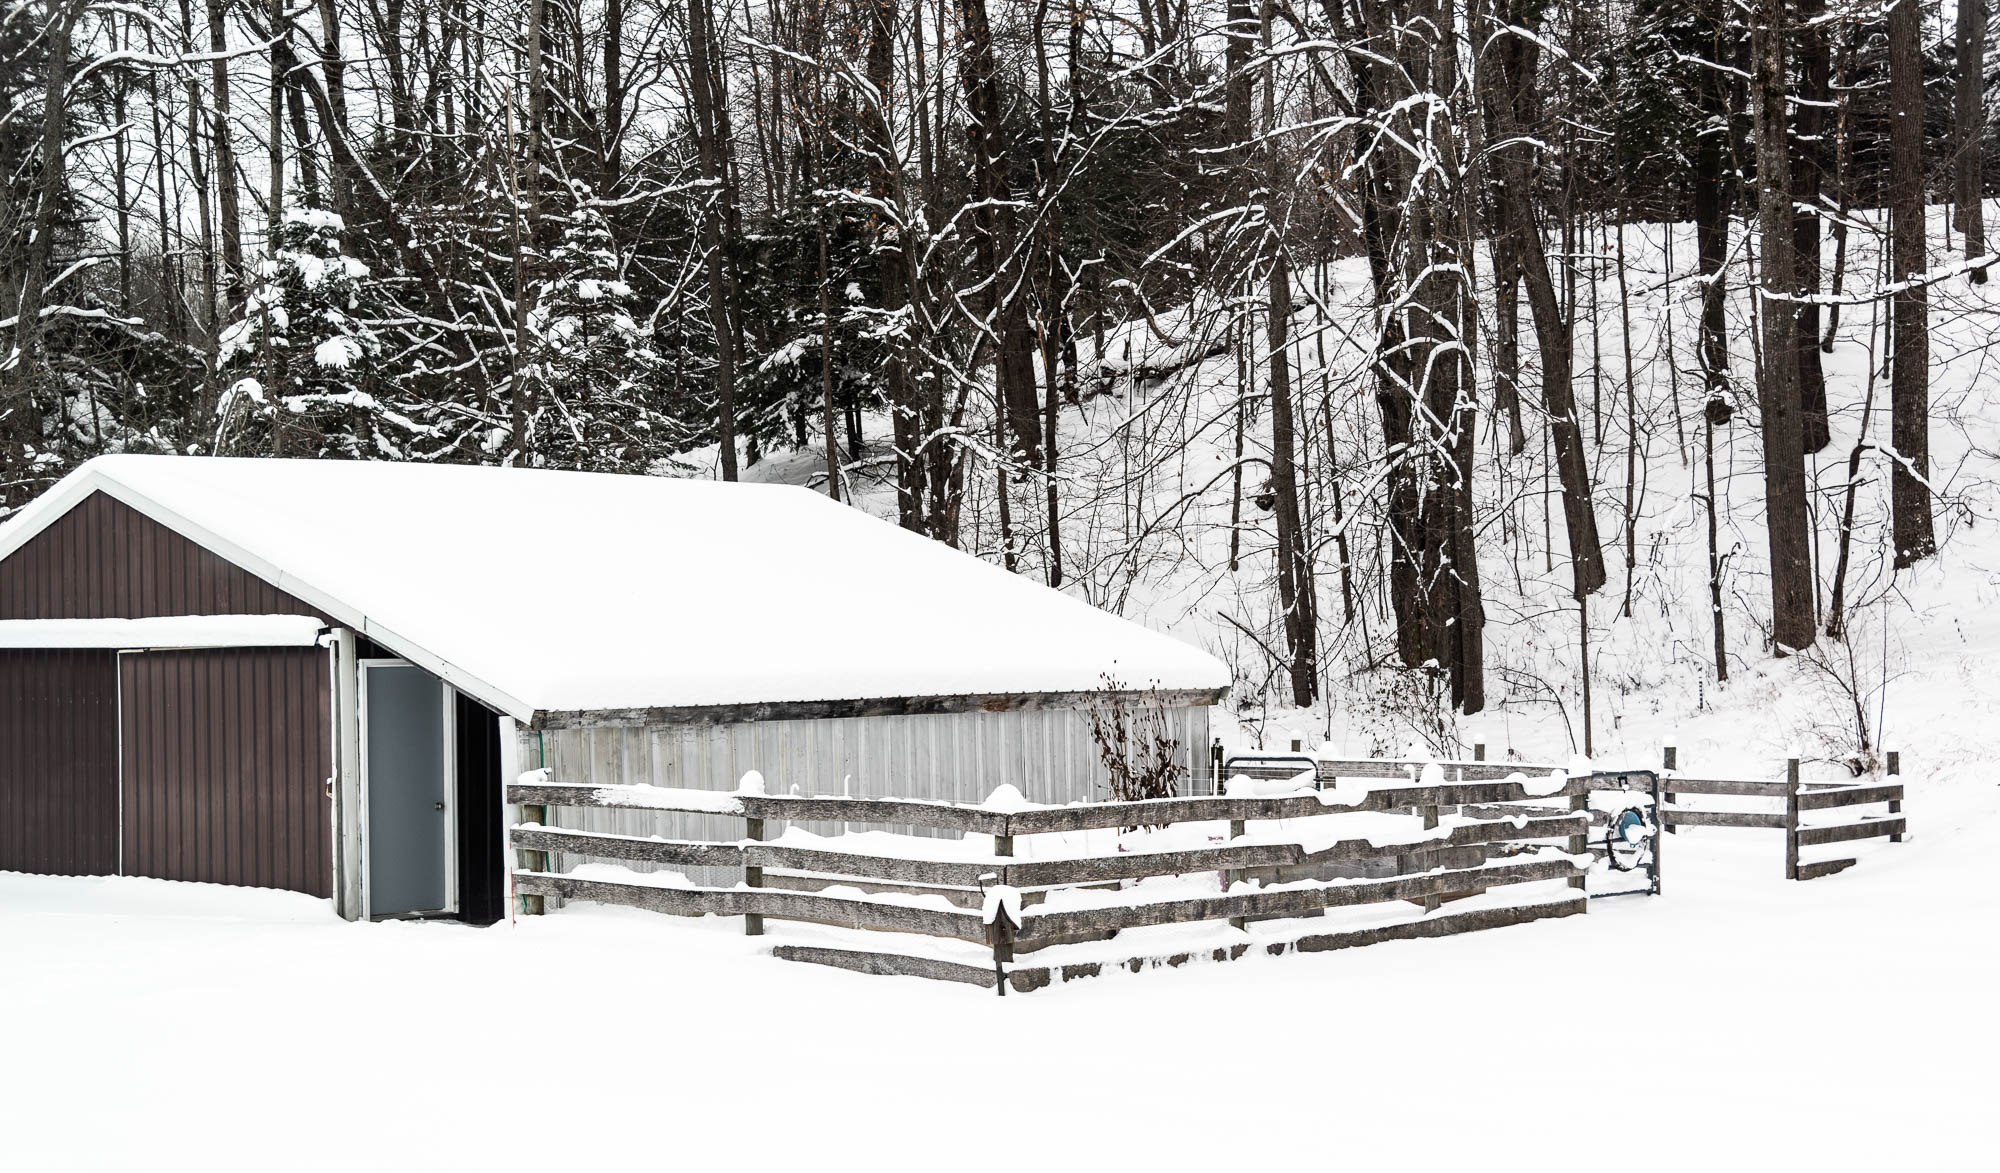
[
  {"left": 1262, "top": 0, "right": 1315, "bottom": 704},
  {"left": 1888, "top": 0, "right": 1936, "bottom": 565},
  {"left": 1477, "top": 0, "right": 1605, "bottom": 600},
  {"left": 1749, "top": 0, "right": 1816, "bottom": 652},
  {"left": 1958, "top": 0, "right": 1988, "bottom": 280}
]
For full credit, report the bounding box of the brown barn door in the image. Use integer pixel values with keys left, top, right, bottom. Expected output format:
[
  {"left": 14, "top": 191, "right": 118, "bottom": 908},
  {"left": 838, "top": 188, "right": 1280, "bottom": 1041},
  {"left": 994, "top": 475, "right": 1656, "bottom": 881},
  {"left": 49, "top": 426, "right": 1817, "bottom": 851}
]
[
  {"left": 0, "top": 650, "right": 119, "bottom": 876},
  {"left": 119, "top": 648, "right": 333, "bottom": 898}
]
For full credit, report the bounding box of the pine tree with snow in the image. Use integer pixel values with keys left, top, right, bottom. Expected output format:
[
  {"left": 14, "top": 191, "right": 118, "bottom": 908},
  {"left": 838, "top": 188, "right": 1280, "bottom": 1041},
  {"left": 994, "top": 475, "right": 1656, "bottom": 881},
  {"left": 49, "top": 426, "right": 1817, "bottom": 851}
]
[
  {"left": 520, "top": 200, "right": 678, "bottom": 472},
  {"left": 216, "top": 210, "right": 394, "bottom": 458}
]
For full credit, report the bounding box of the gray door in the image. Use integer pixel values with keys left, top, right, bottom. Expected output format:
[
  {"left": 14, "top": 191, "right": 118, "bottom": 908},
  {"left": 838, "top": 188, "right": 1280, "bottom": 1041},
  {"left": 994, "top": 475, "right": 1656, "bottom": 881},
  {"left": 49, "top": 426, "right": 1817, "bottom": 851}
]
[{"left": 364, "top": 663, "right": 450, "bottom": 916}]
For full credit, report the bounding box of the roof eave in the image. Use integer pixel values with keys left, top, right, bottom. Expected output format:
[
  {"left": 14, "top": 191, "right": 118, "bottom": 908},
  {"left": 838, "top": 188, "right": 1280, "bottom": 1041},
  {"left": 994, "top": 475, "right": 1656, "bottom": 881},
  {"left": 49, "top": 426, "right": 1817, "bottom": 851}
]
[{"left": 529, "top": 685, "right": 1231, "bottom": 730}]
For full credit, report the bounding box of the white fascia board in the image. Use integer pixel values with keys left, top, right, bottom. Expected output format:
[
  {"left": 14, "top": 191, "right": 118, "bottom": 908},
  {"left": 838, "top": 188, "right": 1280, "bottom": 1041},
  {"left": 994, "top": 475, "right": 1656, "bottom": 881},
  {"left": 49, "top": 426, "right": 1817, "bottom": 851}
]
[
  {"left": 0, "top": 464, "right": 106, "bottom": 563},
  {"left": 4, "top": 471, "right": 537, "bottom": 724}
]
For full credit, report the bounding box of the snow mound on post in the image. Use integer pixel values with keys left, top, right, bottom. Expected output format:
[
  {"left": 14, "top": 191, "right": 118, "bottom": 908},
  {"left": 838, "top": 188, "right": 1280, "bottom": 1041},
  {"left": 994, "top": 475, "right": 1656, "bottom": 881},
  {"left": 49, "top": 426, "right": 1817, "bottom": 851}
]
[
  {"left": 979, "top": 783, "right": 1037, "bottom": 812},
  {"left": 1513, "top": 770, "right": 1571, "bottom": 798},
  {"left": 981, "top": 884, "right": 1022, "bottom": 928}
]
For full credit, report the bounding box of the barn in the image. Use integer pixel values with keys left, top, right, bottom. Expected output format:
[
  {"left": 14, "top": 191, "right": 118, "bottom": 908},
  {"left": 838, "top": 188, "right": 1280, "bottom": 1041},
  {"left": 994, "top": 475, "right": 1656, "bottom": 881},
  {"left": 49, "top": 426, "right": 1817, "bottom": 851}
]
[{"left": 0, "top": 455, "right": 1230, "bottom": 922}]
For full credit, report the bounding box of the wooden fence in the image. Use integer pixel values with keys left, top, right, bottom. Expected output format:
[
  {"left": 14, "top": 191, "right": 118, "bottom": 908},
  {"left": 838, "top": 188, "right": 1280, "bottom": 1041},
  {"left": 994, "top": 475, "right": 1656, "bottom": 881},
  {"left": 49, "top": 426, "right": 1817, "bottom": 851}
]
[
  {"left": 1658, "top": 748, "right": 1906, "bottom": 880},
  {"left": 508, "top": 758, "right": 1595, "bottom": 993}
]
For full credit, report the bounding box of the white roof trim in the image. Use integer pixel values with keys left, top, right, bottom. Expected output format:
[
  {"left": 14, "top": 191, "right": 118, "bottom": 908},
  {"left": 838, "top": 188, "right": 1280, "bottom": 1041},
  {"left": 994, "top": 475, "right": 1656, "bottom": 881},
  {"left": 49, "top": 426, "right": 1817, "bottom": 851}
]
[
  {"left": 0, "top": 615, "right": 325, "bottom": 650},
  {"left": 0, "top": 466, "right": 538, "bottom": 722}
]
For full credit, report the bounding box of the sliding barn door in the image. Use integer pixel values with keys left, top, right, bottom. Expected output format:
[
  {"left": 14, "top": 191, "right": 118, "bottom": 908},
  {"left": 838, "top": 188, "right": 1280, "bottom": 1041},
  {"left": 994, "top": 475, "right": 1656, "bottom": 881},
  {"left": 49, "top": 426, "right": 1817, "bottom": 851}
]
[
  {"left": 0, "top": 650, "right": 119, "bottom": 876},
  {"left": 119, "top": 648, "right": 333, "bottom": 897}
]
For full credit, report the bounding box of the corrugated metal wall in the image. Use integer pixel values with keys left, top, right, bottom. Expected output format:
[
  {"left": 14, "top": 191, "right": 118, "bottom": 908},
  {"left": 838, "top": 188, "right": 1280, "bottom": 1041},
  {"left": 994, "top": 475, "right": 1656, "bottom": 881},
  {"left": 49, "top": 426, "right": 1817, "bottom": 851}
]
[
  {"left": 119, "top": 648, "right": 333, "bottom": 897},
  {"left": 529, "top": 706, "right": 1211, "bottom": 883},
  {"left": 0, "top": 650, "right": 120, "bottom": 876},
  {"left": 0, "top": 490, "right": 314, "bottom": 619}
]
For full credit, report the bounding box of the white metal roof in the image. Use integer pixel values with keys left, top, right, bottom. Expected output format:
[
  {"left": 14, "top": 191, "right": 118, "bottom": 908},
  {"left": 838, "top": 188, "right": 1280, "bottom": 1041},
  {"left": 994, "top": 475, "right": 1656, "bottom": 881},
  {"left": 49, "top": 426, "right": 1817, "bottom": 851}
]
[{"left": 0, "top": 456, "right": 1231, "bottom": 722}]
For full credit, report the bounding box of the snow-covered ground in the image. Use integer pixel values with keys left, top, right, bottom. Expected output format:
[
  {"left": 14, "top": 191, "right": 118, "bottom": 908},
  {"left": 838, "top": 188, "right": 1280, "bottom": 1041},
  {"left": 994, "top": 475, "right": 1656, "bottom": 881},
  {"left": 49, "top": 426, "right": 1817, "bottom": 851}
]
[{"left": 4, "top": 772, "right": 1992, "bottom": 1171}]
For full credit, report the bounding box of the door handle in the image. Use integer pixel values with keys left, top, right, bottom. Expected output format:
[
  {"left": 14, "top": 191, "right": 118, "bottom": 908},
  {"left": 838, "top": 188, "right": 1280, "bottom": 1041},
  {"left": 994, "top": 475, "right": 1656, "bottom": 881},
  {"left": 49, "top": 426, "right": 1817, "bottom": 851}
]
[{"left": 434, "top": 801, "right": 445, "bottom": 812}]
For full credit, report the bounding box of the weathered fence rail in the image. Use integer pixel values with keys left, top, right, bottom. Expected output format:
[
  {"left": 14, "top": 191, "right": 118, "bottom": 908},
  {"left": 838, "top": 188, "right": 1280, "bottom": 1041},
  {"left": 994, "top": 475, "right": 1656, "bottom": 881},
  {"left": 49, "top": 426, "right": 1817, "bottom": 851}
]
[
  {"left": 506, "top": 749, "right": 1908, "bottom": 989},
  {"left": 508, "top": 758, "right": 1597, "bottom": 992},
  {"left": 1658, "top": 748, "right": 1906, "bottom": 881},
  {"left": 510, "top": 811, "right": 1588, "bottom": 891}
]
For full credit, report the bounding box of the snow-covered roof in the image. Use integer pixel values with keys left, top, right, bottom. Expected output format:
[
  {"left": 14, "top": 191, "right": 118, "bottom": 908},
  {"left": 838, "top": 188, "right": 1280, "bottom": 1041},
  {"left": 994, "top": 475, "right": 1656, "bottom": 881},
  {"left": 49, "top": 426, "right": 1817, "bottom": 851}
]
[{"left": 0, "top": 456, "right": 1229, "bottom": 723}]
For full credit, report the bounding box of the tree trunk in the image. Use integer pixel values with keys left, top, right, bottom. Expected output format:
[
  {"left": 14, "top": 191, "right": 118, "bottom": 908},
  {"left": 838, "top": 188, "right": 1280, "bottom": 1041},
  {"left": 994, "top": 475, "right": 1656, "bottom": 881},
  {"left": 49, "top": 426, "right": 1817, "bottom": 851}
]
[
  {"left": 1479, "top": 4, "right": 1605, "bottom": 599},
  {"left": 314, "top": 0, "right": 356, "bottom": 224},
  {"left": 206, "top": 0, "right": 246, "bottom": 316},
  {"left": 1750, "top": 0, "right": 1816, "bottom": 651},
  {"left": 509, "top": 0, "right": 548, "bottom": 465},
  {"left": 1263, "top": 0, "right": 1315, "bottom": 705},
  {"left": 687, "top": 0, "right": 739, "bottom": 480},
  {"left": 1034, "top": 0, "right": 1067, "bottom": 588},
  {"left": 1889, "top": 0, "right": 1937, "bottom": 566},
  {"left": 1793, "top": 0, "right": 1831, "bottom": 452},
  {"left": 957, "top": 0, "right": 1042, "bottom": 468},
  {"left": 112, "top": 13, "right": 133, "bottom": 317},
  {"left": 865, "top": 0, "right": 922, "bottom": 529},
  {"left": 604, "top": 0, "right": 625, "bottom": 185},
  {"left": 1353, "top": 10, "right": 1426, "bottom": 667},
  {"left": 1958, "top": 0, "right": 1988, "bottom": 279},
  {"left": 1490, "top": 232, "right": 1526, "bottom": 455},
  {"left": 1692, "top": 0, "right": 1734, "bottom": 396}
]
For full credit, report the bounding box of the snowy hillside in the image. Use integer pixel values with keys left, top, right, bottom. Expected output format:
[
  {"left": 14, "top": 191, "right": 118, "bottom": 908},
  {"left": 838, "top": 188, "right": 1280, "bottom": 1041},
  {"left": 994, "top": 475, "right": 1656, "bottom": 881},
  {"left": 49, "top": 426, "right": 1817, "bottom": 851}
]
[{"left": 730, "top": 203, "right": 2000, "bottom": 802}]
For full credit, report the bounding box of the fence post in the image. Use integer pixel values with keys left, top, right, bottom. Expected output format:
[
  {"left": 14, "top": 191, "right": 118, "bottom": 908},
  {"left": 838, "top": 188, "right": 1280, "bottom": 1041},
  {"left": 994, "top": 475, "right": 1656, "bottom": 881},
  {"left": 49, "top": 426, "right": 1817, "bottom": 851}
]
[
  {"left": 1784, "top": 758, "right": 1801, "bottom": 881},
  {"left": 1887, "top": 751, "right": 1903, "bottom": 842},
  {"left": 1227, "top": 818, "right": 1247, "bottom": 930},
  {"left": 1421, "top": 802, "right": 1442, "bottom": 913},
  {"left": 1568, "top": 776, "right": 1590, "bottom": 892},
  {"left": 1473, "top": 743, "right": 1485, "bottom": 762},
  {"left": 989, "top": 899, "right": 1016, "bottom": 997},
  {"left": 992, "top": 821, "right": 1016, "bottom": 987},
  {"left": 518, "top": 802, "right": 549, "bottom": 915},
  {"left": 1662, "top": 746, "right": 1678, "bottom": 834},
  {"left": 744, "top": 816, "right": 766, "bottom": 936}
]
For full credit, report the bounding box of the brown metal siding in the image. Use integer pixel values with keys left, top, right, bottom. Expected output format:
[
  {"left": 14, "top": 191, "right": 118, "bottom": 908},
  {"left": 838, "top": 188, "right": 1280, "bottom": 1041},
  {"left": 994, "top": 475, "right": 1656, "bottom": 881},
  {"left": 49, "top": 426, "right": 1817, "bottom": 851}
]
[
  {"left": 120, "top": 648, "right": 333, "bottom": 898},
  {"left": 0, "top": 651, "right": 119, "bottom": 876},
  {"left": 0, "top": 489, "right": 315, "bottom": 620}
]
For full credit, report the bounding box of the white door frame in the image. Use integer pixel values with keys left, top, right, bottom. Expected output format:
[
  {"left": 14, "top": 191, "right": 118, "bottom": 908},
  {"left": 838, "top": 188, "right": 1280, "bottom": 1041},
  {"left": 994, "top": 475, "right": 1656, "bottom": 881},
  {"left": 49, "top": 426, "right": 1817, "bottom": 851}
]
[{"left": 358, "top": 658, "right": 458, "bottom": 918}]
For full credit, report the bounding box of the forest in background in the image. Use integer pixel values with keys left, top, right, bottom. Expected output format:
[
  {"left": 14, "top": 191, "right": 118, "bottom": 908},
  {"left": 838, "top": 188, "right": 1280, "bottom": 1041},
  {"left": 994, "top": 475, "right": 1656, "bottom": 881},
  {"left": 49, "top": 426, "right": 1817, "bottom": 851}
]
[{"left": 3, "top": 0, "right": 1996, "bottom": 749}]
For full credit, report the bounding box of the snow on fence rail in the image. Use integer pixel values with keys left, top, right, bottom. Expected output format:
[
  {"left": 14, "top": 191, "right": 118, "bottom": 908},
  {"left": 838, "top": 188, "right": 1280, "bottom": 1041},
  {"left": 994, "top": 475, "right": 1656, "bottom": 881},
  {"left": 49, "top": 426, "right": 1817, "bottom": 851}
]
[
  {"left": 1656, "top": 747, "right": 1907, "bottom": 881},
  {"left": 507, "top": 759, "right": 1599, "bottom": 993}
]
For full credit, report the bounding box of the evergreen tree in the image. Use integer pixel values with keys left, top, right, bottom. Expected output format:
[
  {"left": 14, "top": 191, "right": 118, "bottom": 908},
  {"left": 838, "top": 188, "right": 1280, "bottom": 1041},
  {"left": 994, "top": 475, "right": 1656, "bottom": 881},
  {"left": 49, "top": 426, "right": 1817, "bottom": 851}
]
[
  {"left": 215, "top": 210, "right": 390, "bottom": 458},
  {"left": 523, "top": 200, "right": 674, "bottom": 472}
]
